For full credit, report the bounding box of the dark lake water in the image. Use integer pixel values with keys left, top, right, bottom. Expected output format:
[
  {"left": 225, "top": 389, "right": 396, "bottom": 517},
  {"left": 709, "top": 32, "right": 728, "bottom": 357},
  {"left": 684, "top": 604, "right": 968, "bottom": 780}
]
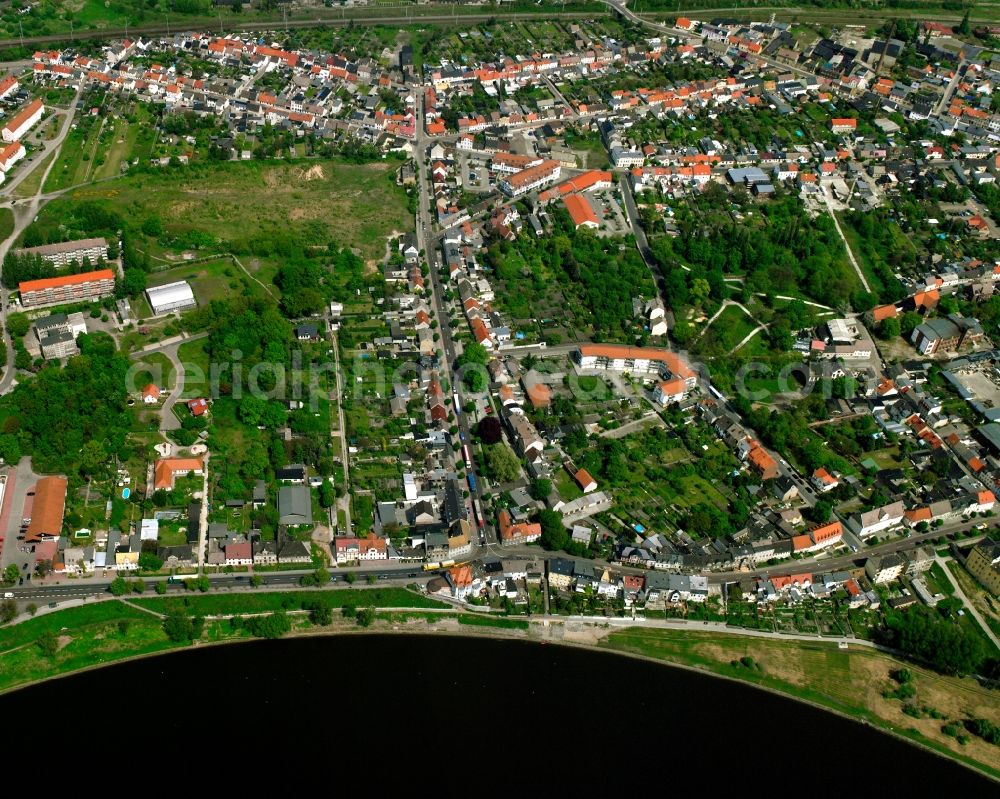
[{"left": 3, "top": 635, "right": 995, "bottom": 787}]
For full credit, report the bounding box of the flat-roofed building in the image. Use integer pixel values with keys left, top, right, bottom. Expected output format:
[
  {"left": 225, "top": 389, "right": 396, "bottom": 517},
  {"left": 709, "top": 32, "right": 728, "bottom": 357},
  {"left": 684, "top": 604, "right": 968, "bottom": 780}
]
[
  {"left": 19, "top": 237, "right": 108, "bottom": 267},
  {"left": 35, "top": 311, "right": 87, "bottom": 359}
]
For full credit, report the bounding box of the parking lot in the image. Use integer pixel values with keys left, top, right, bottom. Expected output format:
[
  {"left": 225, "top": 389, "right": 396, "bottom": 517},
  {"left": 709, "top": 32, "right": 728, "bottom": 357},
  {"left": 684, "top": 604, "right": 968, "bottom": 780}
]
[
  {"left": 0, "top": 457, "right": 44, "bottom": 585},
  {"left": 949, "top": 366, "right": 1000, "bottom": 409},
  {"left": 457, "top": 153, "right": 492, "bottom": 194}
]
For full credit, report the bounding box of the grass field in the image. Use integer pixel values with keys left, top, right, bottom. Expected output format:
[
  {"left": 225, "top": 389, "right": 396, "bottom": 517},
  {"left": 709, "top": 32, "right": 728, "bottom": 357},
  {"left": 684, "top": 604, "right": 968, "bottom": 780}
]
[
  {"left": 457, "top": 614, "right": 530, "bottom": 630},
  {"left": 130, "top": 586, "right": 448, "bottom": 615},
  {"left": 176, "top": 338, "right": 211, "bottom": 399},
  {"left": 0, "top": 208, "right": 13, "bottom": 244},
  {"left": 130, "top": 352, "right": 177, "bottom": 393},
  {"left": 0, "top": 601, "right": 175, "bottom": 694},
  {"left": 42, "top": 158, "right": 412, "bottom": 262},
  {"left": 603, "top": 627, "right": 1000, "bottom": 778},
  {"left": 13, "top": 151, "right": 55, "bottom": 199},
  {"left": 147, "top": 259, "right": 270, "bottom": 306},
  {"left": 694, "top": 304, "right": 759, "bottom": 356}
]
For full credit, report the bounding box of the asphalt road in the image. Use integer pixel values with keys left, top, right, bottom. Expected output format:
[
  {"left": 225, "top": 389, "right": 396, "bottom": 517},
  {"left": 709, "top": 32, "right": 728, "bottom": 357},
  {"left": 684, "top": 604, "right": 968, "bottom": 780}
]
[
  {"left": 0, "top": 87, "right": 83, "bottom": 395},
  {"left": 7, "top": 564, "right": 430, "bottom": 600},
  {"left": 413, "top": 91, "right": 494, "bottom": 551}
]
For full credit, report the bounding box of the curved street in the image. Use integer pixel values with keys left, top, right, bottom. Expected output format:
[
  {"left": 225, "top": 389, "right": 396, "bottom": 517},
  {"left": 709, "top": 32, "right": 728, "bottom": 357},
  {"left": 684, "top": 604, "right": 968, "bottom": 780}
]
[{"left": 0, "top": 87, "right": 84, "bottom": 395}]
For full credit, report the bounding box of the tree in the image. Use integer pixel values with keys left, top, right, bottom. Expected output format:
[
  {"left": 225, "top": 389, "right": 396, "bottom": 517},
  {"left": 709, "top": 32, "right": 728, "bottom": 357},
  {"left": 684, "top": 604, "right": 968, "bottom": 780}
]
[
  {"left": 2, "top": 564, "right": 18, "bottom": 585},
  {"left": 120, "top": 268, "right": 147, "bottom": 298},
  {"left": 79, "top": 440, "right": 108, "bottom": 476},
  {"left": 163, "top": 609, "right": 202, "bottom": 643},
  {"left": 356, "top": 606, "right": 376, "bottom": 627},
  {"left": 957, "top": 8, "right": 971, "bottom": 35},
  {"left": 878, "top": 317, "right": 901, "bottom": 339},
  {"left": 141, "top": 215, "right": 163, "bottom": 237},
  {"left": 530, "top": 478, "right": 552, "bottom": 501},
  {"left": 6, "top": 312, "right": 29, "bottom": 339},
  {"left": 477, "top": 416, "right": 503, "bottom": 444},
  {"left": 250, "top": 574, "right": 264, "bottom": 587},
  {"left": 485, "top": 443, "right": 521, "bottom": 483},
  {"left": 36, "top": 630, "right": 59, "bottom": 658},
  {"left": 881, "top": 605, "right": 984, "bottom": 675},
  {"left": 318, "top": 480, "right": 336, "bottom": 508},
  {"left": 539, "top": 509, "right": 569, "bottom": 551},
  {"left": 154, "top": 579, "right": 167, "bottom": 595},
  {"left": 690, "top": 278, "right": 711, "bottom": 307},
  {"left": 0, "top": 598, "right": 16, "bottom": 624},
  {"left": 139, "top": 552, "right": 163, "bottom": 571},
  {"left": 109, "top": 576, "right": 129, "bottom": 596},
  {"left": 344, "top": 571, "right": 356, "bottom": 585},
  {"left": 310, "top": 601, "right": 333, "bottom": 625},
  {"left": 899, "top": 311, "right": 922, "bottom": 339},
  {"left": 245, "top": 611, "right": 292, "bottom": 639}
]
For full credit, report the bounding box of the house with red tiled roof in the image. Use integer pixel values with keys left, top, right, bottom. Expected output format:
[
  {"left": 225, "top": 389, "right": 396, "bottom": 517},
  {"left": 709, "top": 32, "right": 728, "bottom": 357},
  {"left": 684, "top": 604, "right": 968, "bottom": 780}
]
[
  {"left": 498, "top": 510, "right": 542, "bottom": 546},
  {"left": 141, "top": 384, "right": 160, "bottom": 404},
  {"left": 811, "top": 467, "right": 838, "bottom": 492},
  {"left": 870, "top": 304, "right": 898, "bottom": 323},
  {"left": 154, "top": 457, "right": 205, "bottom": 490},
  {"left": 654, "top": 377, "right": 689, "bottom": 405},
  {"left": 524, "top": 380, "right": 552, "bottom": 410},
  {"left": 563, "top": 193, "right": 599, "bottom": 229},
  {"left": 739, "top": 437, "right": 779, "bottom": 480},
  {"left": 186, "top": 398, "right": 208, "bottom": 416}
]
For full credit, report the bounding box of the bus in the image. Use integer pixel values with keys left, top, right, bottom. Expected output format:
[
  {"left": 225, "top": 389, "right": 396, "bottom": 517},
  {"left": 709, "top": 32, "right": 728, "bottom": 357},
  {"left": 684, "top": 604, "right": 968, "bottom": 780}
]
[
  {"left": 453, "top": 390, "right": 462, "bottom": 416},
  {"left": 462, "top": 444, "right": 473, "bottom": 469},
  {"left": 471, "top": 497, "right": 485, "bottom": 530},
  {"left": 467, "top": 473, "right": 477, "bottom": 493}
]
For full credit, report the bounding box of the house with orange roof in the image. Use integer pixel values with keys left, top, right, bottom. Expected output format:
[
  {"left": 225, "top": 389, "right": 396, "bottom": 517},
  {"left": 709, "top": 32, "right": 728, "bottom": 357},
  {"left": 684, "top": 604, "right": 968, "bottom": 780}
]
[
  {"left": 811, "top": 467, "right": 839, "bottom": 492},
  {"left": 739, "top": 437, "right": 779, "bottom": 480},
  {"left": 524, "top": 380, "right": 552, "bottom": 410},
  {"left": 153, "top": 457, "right": 205, "bottom": 491},
  {"left": 810, "top": 521, "right": 843, "bottom": 548},
  {"left": 2, "top": 99, "right": 44, "bottom": 142},
  {"left": 654, "top": 377, "right": 689, "bottom": 405},
  {"left": 141, "top": 384, "right": 161, "bottom": 404},
  {"left": 563, "top": 193, "right": 599, "bottom": 229},
  {"left": 575, "top": 345, "right": 695, "bottom": 386},
  {"left": 445, "top": 564, "right": 480, "bottom": 600},
  {"left": 870, "top": 304, "right": 898, "bottom": 324},
  {"left": 909, "top": 289, "right": 939, "bottom": 312},
  {"left": 18, "top": 268, "right": 115, "bottom": 309},
  {"left": 498, "top": 510, "right": 542, "bottom": 546},
  {"left": 968, "top": 489, "right": 996, "bottom": 514},
  {"left": 25, "top": 476, "right": 68, "bottom": 543}
]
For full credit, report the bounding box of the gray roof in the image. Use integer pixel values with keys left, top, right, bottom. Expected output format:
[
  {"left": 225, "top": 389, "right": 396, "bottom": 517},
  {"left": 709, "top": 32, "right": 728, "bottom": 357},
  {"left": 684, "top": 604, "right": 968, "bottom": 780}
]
[{"left": 278, "top": 484, "right": 313, "bottom": 526}]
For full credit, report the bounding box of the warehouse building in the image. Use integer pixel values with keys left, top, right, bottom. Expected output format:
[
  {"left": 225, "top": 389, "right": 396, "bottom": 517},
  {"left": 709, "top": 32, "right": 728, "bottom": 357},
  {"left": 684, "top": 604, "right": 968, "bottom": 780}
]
[
  {"left": 25, "top": 475, "right": 68, "bottom": 542},
  {"left": 146, "top": 280, "right": 196, "bottom": 315}
]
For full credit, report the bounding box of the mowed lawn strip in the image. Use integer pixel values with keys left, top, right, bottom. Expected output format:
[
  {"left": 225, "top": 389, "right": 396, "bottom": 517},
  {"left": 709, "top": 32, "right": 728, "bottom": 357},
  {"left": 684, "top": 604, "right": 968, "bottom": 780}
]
[{"left": 130, "top": 587, "right": 449, "bottom": 615}]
